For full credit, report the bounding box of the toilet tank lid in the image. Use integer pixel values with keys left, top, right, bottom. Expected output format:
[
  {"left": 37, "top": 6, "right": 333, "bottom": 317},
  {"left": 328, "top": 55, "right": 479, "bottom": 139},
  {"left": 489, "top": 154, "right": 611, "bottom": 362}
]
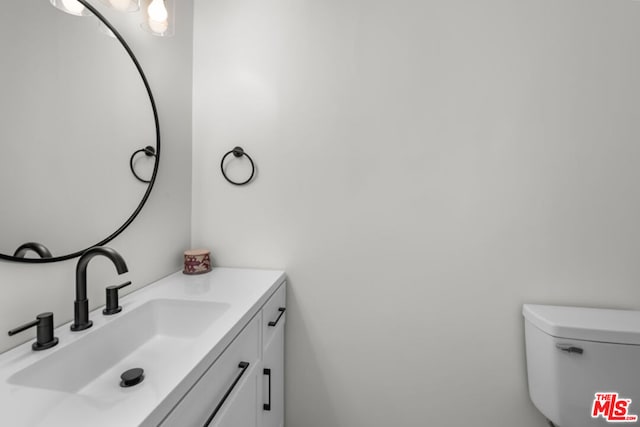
[{"left": 523, "top": 304, "right": 640, "bottom": 345}]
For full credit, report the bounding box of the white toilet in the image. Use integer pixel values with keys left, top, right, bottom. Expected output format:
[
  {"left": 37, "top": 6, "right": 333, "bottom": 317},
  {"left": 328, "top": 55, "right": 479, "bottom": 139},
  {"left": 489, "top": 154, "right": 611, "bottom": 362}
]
[{"left": 523, "top": 304, "right": 640, "bottom": 427}]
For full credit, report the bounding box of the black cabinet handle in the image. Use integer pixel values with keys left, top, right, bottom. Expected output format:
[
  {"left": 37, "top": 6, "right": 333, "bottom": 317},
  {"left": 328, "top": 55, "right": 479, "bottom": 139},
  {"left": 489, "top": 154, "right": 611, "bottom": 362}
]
[
  {"left": 268, "top": 308, "right": 286, "bottom": 327},
  {"left": 556, "top": 343, "right": 584, "bottom": 355},
  {"left": 263, "top": 368, "right": 272, "bottom": 411},
  {"left": 203, "top": 361, "right": 250, "bottom": 427}
]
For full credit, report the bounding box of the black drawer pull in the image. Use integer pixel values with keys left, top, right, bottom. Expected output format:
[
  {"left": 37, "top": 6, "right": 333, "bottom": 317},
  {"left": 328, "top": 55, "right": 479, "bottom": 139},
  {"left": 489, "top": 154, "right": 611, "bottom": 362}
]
[
  {"left": 203, "top": 361, "right": 250, "bottom": 427},
  {"left": 268, "top": 308, "right": 286, "bottom": 327},
  {"left": 263, "top": 368, "right": 272, "bottom": 411},
  {"left": 556, "top": 343, "right": 584, "bottom": 355}
]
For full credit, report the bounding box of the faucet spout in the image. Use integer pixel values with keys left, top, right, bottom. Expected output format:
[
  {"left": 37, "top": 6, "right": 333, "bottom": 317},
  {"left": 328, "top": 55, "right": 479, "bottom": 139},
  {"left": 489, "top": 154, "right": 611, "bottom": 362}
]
[
  {"left": 13, "top": 242, "right": 53, "bottom": 258},
  {"left": 71, "top": 246, "right": 128, "bottom": 332}
]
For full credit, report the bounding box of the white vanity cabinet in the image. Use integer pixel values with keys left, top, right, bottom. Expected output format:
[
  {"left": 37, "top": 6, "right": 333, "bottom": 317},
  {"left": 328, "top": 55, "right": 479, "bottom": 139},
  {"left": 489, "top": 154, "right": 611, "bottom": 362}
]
[
  {"left": 0, "top": 268, "right": 286, "bottom": 427},
  {"left": 160, "top": 282, "right": 286, "bottom": 427}
]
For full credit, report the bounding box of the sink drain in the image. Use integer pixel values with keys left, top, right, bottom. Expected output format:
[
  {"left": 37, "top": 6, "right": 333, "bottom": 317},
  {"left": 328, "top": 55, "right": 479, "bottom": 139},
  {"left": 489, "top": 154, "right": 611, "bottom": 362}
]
[{"left": 120, "top": 368, "right": 144, "bottom": 388}]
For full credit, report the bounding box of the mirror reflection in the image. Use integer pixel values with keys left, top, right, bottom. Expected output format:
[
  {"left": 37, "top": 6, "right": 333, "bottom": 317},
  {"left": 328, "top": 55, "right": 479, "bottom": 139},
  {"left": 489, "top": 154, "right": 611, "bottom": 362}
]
[{"left": 0, "top": 0, "right": 156, "bottom": 260}]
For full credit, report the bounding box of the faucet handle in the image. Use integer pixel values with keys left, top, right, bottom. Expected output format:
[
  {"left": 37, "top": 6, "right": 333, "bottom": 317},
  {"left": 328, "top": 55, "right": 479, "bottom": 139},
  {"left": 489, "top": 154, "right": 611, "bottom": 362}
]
[
  {"left": 103, "top": 281, "right": 132, "bottom": 315},
  {"left": 8, "top": 312, "right": 59, "bottom": 351}
]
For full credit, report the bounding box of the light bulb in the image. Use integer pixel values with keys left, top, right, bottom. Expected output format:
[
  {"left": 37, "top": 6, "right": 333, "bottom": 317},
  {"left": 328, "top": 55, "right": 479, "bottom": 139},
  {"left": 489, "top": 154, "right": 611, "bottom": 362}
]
[
  {"left": 148, "top": 18, "right": 169, "bottom": 34},
  {"left": 147, "top": 0, "right": 168, "bottom": 33},
  {"left": 148, "top": 0, "right": 168, "bottom": 21},
  {"left": 60, "top": 0, "right": 86, "bottom": 15},
  {"left": 109, "top": 0, "right": 132, "bottom": 11},
  {"left": 141, "top": 0, "right": 173, "bottom": 36}
]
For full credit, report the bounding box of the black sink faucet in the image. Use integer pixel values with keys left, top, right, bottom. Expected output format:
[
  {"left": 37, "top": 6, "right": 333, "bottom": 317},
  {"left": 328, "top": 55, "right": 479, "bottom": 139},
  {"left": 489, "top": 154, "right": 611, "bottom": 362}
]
[
  {"left": 71, "top": 246, "right": 128, "bottom": 332},
  {"left": 13, "top": 242, "right": 53, "bottom": 258}
]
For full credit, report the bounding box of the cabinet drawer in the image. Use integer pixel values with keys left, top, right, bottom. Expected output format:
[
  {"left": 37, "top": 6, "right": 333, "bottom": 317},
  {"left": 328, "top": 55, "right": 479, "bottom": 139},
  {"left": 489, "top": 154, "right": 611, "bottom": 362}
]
[
  {"left": 160, "top": 315, "right": 261, "bottom": 427},
  {"left": 262, "top": 283, "right": 286, "bottom": 350}
]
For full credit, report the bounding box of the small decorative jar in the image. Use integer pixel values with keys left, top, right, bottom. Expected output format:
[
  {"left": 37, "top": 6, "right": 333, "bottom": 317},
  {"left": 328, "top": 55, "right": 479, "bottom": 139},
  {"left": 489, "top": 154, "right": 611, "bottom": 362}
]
[{"left": 183, "top": 249, "right": 212, "bottom": 275}]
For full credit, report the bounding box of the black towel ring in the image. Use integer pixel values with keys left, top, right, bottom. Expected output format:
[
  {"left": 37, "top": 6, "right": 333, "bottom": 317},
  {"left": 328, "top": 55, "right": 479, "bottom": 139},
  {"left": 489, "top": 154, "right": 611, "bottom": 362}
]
[
  {"left": 130, "top": 146, "right": 156, "bottom": 183},
  {"left": 220, "top": 146, "right": 255, "bottom": 186}
]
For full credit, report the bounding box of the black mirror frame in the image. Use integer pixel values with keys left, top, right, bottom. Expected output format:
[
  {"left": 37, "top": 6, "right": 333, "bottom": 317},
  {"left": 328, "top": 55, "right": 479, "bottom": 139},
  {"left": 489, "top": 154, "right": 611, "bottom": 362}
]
[{"left": 0, "top": 0, "right": 160, "bottom": 264}]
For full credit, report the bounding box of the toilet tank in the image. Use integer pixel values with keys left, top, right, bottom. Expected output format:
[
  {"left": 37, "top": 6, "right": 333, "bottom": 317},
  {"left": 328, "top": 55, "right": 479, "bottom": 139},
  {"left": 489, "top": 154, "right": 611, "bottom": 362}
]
[{"left": 523, "top": 304, "right": 640, "bottom": 427}]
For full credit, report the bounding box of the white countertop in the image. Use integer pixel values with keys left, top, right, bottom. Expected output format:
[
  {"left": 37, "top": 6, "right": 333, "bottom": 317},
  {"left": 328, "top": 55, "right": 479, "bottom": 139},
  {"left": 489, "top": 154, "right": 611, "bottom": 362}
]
[{"left": 0, "top": 267, "right": 286, "bottom": 427}]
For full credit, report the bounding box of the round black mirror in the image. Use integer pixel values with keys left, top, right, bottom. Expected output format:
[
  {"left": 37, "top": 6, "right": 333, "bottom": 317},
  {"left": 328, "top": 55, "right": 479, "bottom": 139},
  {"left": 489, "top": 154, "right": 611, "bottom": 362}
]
[{"left": 0, "top": 0, "right": 159, "bottom": 263}]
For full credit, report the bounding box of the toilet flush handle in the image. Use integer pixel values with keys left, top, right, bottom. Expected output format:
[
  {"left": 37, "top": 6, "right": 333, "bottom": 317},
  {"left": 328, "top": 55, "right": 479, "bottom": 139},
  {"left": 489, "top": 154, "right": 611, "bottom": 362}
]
[{"left": 556, "top": 343, "right": 584, "bottom": 355}]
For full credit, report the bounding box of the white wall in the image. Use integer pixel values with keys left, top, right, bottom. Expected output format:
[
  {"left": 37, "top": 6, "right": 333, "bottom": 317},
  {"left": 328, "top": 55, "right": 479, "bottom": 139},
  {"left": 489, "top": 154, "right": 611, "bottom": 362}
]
[
  {"left": 193, "top": 0, "right": 640, "bottom": 426},
  {"left": 0, "top": 0, "right": 194, "bottom": 353}
]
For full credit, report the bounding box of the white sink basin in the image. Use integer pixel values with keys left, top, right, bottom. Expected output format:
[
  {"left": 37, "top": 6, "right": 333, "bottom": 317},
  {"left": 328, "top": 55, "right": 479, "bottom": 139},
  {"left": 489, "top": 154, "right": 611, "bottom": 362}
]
[{"left": 8, "top": 299, "right": 229, "bottom": 394}]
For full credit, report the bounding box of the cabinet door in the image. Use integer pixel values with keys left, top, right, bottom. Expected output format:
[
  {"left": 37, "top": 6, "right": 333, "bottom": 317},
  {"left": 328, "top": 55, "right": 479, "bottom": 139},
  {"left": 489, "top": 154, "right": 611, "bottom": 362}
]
[
  {"left": 261, "top": 322, "right": 285, "bottom": 427},
  {"left": 161, "top": 316, "right": 260, "bottom": 427},
  {"left": 210, "top": 368, "right": 258, "bottom": 427}
]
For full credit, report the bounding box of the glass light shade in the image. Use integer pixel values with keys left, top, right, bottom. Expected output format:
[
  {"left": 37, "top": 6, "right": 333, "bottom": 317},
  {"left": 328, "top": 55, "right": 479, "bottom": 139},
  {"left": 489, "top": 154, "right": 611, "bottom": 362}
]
[
  {"left": 99, "top": 0, "right": 140, "bottom": 13},
  {"left": 49, "top": 0, "right": 91, "bottom": 16},
  {"left": 140, "top": 0, "right": 174, "bottom": 37}
]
